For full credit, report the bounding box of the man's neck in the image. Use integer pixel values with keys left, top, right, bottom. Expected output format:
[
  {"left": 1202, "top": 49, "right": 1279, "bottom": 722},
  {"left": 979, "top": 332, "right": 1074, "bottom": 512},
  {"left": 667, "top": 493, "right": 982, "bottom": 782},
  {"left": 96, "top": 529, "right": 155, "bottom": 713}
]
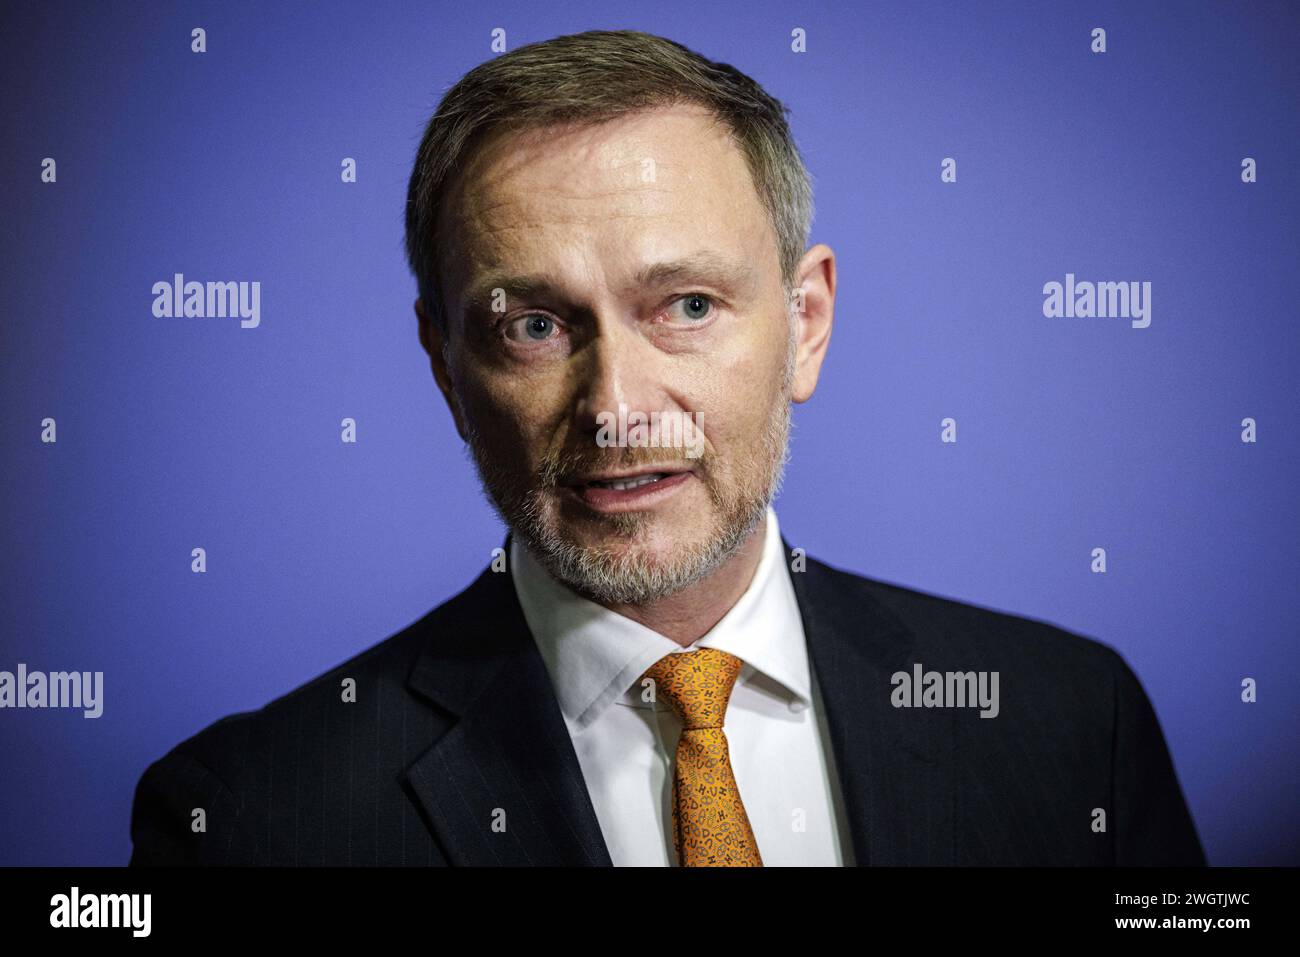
[{"left": 599, "top": 519, "right": 768, "bottom": 647}]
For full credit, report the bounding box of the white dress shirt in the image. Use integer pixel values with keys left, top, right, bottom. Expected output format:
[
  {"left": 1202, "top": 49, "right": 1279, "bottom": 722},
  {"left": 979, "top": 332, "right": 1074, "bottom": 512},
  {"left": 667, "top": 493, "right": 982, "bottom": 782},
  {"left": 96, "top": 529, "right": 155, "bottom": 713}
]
[{"left": 510, "top": 506, "right": 856, "bottom": 866}]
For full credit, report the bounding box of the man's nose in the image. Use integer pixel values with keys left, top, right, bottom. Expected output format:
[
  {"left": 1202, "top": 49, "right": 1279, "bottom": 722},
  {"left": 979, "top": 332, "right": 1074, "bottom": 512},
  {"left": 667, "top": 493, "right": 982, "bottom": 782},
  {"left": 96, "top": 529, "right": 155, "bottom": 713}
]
[{"left": 570, "top": 323, "right": 663, "bottom": 438}]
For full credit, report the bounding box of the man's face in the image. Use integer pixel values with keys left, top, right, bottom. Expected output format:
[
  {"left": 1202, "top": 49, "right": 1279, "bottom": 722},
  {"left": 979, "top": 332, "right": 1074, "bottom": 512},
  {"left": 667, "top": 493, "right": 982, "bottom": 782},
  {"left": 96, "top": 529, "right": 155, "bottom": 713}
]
[{"left": 422, "top": 103, "right": 822, "bottom": 604}]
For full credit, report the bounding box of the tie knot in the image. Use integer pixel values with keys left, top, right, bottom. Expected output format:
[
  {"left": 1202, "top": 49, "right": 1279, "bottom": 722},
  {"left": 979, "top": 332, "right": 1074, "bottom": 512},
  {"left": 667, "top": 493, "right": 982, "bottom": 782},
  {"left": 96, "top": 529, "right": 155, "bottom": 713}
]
[{"left": 641, "top": 648, "right": 744, "bottom": 729}]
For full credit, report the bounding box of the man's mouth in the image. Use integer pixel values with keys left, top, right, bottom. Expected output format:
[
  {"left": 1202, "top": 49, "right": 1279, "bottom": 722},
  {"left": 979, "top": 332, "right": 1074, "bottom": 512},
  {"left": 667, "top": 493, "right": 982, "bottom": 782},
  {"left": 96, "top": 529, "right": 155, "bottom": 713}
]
[{"left": 560, "top": 468, "right": 694, "bottom": 512}]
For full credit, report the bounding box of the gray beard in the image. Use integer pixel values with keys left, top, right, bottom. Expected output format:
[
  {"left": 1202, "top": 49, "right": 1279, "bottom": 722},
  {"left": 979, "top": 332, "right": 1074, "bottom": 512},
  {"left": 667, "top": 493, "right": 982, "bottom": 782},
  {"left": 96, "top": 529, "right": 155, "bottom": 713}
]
[{"left": 465, "top": 399, "right": 791, "bottom": 605}]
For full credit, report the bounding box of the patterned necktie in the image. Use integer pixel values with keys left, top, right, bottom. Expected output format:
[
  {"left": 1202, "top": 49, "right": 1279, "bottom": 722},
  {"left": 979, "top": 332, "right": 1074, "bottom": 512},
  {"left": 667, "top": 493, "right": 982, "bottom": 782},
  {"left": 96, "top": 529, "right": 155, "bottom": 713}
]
[{"left": 641, "top": 647, "right": 764, "bottom": 866}]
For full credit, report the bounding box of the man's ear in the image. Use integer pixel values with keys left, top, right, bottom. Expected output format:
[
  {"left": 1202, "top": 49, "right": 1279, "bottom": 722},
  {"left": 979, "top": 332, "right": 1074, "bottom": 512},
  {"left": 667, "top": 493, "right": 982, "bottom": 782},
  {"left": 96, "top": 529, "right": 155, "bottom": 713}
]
[
  {"left": 415, "top": 297, "right": 468, "bottom": 441},
  {"left": 790, "top": 243, "right": 835, "bottom": 404}
]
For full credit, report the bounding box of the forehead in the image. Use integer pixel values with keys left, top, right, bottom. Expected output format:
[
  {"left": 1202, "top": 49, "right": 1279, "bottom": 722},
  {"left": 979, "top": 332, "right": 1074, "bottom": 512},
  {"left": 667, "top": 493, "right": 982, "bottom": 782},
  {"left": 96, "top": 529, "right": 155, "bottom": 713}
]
[{"left": 434, "top": 102, "right": 779, "bottom": 307}]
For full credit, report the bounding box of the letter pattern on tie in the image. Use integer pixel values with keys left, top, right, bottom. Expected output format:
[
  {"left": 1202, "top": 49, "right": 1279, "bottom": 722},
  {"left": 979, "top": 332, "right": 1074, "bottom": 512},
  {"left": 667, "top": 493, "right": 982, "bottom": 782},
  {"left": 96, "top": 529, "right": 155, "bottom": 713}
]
[{"left": 641, "top": 648, "right": 763, "bottom": 866}]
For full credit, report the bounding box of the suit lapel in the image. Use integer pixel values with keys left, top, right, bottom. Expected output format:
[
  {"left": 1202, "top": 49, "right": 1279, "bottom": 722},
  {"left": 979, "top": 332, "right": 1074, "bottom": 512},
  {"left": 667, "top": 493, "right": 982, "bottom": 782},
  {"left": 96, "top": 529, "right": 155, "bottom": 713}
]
[
  {"left": 786, "top": 542, "right": 956, "bottom": 865},
  {"left": 403, "top": 563, "right": 612, "bottom": 866}
]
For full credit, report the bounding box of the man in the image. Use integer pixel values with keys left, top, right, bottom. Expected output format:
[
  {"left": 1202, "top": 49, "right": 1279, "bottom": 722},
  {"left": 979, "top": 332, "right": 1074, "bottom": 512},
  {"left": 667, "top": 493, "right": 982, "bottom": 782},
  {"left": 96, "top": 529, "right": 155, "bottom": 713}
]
[{"left": 129, "top": 30, "right": 1205, "bottom": 866}]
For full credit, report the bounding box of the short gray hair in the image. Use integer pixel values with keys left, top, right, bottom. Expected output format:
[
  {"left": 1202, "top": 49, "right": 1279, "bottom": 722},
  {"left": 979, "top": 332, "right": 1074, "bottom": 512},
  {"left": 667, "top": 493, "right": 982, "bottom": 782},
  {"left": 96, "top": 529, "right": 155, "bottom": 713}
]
[{"left": 403, "top": 29, "right": 814, "bottom": 338}]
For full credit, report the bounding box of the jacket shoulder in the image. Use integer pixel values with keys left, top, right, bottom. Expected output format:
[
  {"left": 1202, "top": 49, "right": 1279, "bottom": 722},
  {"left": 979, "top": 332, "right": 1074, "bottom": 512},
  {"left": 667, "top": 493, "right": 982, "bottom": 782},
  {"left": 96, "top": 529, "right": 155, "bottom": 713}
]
[
  {"left": 800, "top": 552, "right": 1128, "bottom": 680},
  {"left": 129, "top": 565, "right": 500, "bottom": 865},
  {"left": 159, "top": 564, "right": 500, "bottom": 754},
  {"left": 798, "top": 554, "right": 1205, "bottom": 864}
]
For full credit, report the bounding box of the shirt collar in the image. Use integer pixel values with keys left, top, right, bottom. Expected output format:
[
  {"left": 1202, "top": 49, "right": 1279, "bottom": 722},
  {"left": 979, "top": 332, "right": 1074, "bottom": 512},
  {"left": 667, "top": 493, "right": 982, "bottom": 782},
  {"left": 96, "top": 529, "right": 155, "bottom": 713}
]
[{"left": 510, "top": 507, "right": 811, "bottom": 731}]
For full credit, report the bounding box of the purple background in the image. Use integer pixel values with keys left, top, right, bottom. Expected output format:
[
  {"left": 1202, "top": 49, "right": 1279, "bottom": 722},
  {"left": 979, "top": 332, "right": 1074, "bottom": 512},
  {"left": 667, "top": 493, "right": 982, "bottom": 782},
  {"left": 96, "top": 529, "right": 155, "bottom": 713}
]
[{"left": 2, "top": 0, "right": 1296, "bottom": 865}]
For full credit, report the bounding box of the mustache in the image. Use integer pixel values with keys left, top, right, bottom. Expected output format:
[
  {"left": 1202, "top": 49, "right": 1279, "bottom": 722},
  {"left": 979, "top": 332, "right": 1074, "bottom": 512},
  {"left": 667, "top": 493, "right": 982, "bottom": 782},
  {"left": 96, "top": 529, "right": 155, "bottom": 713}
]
[{"left": 537, "top": 443, "right": 707, "bottom": 487}]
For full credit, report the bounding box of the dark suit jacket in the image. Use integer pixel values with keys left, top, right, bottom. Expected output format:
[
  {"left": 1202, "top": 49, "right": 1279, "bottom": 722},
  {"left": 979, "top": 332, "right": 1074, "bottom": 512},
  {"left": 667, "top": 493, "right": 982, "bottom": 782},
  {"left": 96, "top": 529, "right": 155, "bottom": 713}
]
[{"left": 129, "top": 546, "right": 1206, "bottom": 866}]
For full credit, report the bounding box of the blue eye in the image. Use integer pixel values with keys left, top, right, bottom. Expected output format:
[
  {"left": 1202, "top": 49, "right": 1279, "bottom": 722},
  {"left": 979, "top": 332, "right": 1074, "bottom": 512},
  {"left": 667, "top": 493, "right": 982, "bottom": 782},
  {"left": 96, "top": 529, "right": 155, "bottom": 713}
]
[
  {"left": 509, "top": 314, "right": 558, "bottom": 341},
  {"left": 675, "top": 294, "right": 713, "bottom": 322}
]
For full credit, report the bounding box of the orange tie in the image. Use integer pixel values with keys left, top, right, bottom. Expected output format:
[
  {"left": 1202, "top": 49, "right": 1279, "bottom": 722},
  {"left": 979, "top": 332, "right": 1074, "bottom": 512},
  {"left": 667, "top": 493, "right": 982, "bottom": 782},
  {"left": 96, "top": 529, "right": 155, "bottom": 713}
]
[{"left": 641, "top": 648, "right": 763, "bottom": 866}]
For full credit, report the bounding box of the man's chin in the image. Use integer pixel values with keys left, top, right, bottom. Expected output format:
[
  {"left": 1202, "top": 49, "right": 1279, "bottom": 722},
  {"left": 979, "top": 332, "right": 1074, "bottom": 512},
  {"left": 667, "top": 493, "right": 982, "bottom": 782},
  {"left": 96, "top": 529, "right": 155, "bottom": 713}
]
[
  {"left": 544, "top": 524, "right": 703, "bottom": 571},
  {"left": 542, "top": 552, "right": 706, "bottom": 606},
  {"left": 513, "top": 519, "right": 701, "bottom": 602},
  {"left": 515, "top": 500, "right": 768, "bottom": 606}
]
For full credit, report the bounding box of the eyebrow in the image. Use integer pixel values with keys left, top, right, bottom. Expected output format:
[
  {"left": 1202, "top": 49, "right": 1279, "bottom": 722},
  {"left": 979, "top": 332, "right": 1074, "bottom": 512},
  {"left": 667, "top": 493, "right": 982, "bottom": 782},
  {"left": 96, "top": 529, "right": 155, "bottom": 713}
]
[{"left": 460, "top": 251, "right": 756, "bottom": 314}]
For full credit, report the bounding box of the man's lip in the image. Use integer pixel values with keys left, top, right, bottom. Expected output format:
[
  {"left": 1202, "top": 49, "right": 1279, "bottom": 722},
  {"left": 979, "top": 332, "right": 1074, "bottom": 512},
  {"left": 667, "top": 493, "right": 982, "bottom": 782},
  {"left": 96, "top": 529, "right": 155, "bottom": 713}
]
[
  {"left": 564, "top": 467, "right": 691, "bottom": 486},
  {"left": 563, "top": 469, "right": 694, "bottom": 512}
]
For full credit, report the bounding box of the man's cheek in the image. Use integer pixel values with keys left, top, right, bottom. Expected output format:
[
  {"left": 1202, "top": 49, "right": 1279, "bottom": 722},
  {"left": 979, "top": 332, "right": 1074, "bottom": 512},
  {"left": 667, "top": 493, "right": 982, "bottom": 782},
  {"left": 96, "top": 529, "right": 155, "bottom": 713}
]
[
  {"left": 463, "top": 383, "right": 522, "bottom": 432},
  {"left": 702, "top": 403, "right": 750, "bottom": 445}
]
